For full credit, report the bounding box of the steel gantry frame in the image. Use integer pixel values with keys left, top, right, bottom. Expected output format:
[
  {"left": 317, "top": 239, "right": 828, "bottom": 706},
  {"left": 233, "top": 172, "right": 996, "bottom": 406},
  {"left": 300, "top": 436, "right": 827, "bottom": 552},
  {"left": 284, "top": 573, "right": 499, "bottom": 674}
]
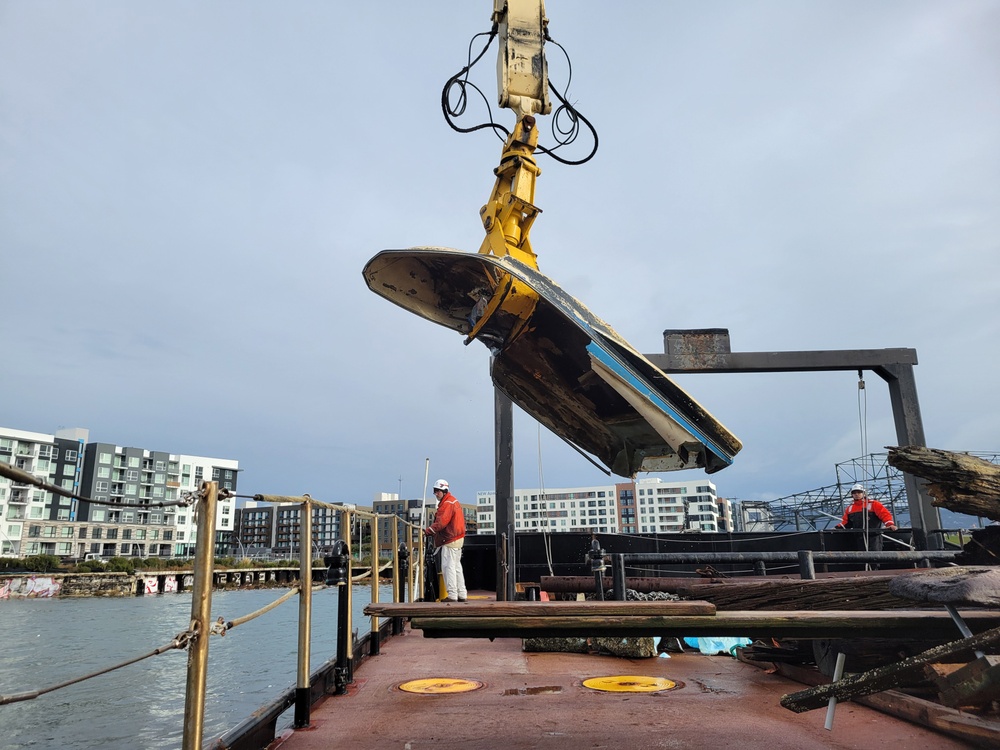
[{"left": 647, "top": 329, "right": 943, "bottom": 548}]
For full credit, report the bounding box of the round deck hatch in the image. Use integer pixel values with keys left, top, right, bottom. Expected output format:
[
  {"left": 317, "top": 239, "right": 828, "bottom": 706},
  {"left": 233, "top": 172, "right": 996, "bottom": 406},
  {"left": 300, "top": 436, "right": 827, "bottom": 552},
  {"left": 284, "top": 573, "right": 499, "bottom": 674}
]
[
  {"left": 398, "top": 678, "right": 484, "bottom": 694},
  {"left": 582, "top": 675, "right": 677, "bottom": 693}
]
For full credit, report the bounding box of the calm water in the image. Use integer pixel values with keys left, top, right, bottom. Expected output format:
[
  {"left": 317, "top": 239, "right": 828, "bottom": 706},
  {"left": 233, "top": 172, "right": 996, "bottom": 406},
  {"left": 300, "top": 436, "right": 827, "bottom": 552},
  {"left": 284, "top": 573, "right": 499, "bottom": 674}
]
[{"left": 0, "top": 585, "right": 389, "bottom": 749}]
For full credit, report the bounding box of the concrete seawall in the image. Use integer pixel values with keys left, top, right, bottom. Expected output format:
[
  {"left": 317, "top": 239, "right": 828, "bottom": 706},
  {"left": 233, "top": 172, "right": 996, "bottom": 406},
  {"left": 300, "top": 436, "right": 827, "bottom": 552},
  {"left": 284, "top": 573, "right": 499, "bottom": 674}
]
[{"left": 0, "top": 567, "right": 319, "bottom": 599}]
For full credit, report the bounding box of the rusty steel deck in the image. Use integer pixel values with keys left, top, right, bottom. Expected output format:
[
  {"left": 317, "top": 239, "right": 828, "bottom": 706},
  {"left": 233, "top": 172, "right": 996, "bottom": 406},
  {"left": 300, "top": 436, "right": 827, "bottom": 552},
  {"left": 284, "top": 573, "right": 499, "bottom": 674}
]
[{"left": 269, "top": 620, "right": 979, "bottom": 750}]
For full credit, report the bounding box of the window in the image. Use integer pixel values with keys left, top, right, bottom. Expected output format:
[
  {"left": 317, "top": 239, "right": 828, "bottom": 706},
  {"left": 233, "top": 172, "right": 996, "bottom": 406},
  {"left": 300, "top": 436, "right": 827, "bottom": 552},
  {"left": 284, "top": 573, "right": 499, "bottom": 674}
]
[
  {"left": 61, "top": 527, "right": 73, "bottom": 537},
  {"left": 92, "top": 528, "right": 102, "bottom": 539},
  {"left": 107, "top": 529, "right": 118, "bottom": 539},
  {"left": 57, "top": 542, "right": 72, "bottom": 555},
  {"left": 65, "top": 450, "right": 78, "bottom": 462},
  {"left": 62, "top": 479, "right": 74, "bottom": 490},
  {"left": 126, "top": 470, "right": 139, "bottom": 481},
  {"left": 177, "top": 531, "right": 185, "bottom": 540},
  {"left": 178, "top": 516, "right": 187, "bottom": 525},
  {"left": 122, "top": 529, "right": 132, "bottom": 540},
  {"left": 29, "top": 506, "right": 43, "bottom": 519},
  {"left": 155, "top": 461, "right": 166, "bottom": 472},
  {"left": 57, "top": 509, "right": 70, "bottom": 520},
  {"left": 128, "top": 457, "right": 140, "bottom": 468},
  {"left": 212, "top": 468, "right": 220, "bottom": 480},
  {"left": 164, "top": 531, "right": 173, "bottom": 541},
  {"left": 126, "top": 484, "right": 137, "bottom": 496},
  {"left": 99, "top": 452, "right": 112, "bottom": 464},
  {"left": 7, "top": 524, "right": 21, "bottom": 537},
  {"left": 91, "top": 508, "right": 106, "bottom": 522},
  {"left": 96, "top": 481, "right": 109, "bottom": 492}
]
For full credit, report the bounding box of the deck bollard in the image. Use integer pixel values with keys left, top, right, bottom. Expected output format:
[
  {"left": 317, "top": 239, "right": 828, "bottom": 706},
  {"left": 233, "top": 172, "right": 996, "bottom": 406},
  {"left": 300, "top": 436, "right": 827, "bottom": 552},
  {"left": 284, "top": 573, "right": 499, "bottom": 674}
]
[
  {"left": 611, "top": 554, "right": 627, "bottom": 600},
  {"left": 589, "top": 539, "right": 606, "bottom": 601}
]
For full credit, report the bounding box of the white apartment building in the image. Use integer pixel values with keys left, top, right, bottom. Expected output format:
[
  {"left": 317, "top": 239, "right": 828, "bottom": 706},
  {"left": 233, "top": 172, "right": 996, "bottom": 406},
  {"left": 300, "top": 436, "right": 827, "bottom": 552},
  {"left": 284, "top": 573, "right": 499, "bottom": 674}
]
[
  {"left": 476, "top": 477, "right": 730, "bottom": 535},
  {"left": 0, "top": 425, "right": 238, "bottom": 558}
]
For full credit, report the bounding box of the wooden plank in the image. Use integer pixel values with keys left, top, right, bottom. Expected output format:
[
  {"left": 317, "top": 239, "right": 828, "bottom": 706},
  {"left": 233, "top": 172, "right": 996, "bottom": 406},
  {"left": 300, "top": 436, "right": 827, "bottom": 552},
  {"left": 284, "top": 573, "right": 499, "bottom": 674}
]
[
  {"left": 769, "top": 661, "right": 1000, "bottom": 748},
  {"left": 408, "top": 610, "right": 1000, "bottom": 641},
  {"left": 676, "top": 577, "right": 911, "bottom": 611},
  {"left": 364, "top": 600, "right": 717, "bottom": 618},
  {"left": 780, "top": 624, "right": 1000, "bottom": 713}
]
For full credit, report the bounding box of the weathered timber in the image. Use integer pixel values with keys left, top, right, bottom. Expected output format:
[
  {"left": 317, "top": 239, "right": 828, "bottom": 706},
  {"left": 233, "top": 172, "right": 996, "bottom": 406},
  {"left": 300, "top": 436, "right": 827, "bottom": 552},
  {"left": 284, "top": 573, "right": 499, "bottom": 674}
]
[
  {"left": 933, "top": 655, "right": 1000, "bottom": 708},
  {"left": 676, "top": 577, "right": 914, "bottom": 611},
  {"left": 889, "top": 566, "right": 1000, "bottom": 607},
  {"left": 409, "top": 610, "right": 1000, "bottom": 641},
  {"left": 363, "top": 600, "right": 716, "bottom": 618},
  {"left": 539, "top": 569, "right": 923, "bottom": 595},
  {"left": 887, "top": 446, "right": 1000, "bottom": 521},
  {"left": 780, "top": 623, "right": 1000, "bottom": 713},
  {"left": 768, "top": 660, "right": 1000, "bottom": 749}
]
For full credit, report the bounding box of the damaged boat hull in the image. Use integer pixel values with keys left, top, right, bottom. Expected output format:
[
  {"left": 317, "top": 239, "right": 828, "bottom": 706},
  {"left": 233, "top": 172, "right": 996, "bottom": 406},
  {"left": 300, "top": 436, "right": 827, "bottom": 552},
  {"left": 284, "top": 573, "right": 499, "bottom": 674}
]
[{"left": 362, "top": 247, "right": 741, "bottom": 475}]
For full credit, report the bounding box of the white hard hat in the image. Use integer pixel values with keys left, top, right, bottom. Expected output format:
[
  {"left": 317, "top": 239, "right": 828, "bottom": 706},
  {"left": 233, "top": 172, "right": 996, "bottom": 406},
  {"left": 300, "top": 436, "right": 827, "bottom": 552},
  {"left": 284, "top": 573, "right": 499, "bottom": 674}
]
[
  {"left": 850, "top": 484, "right": 866, "bottom": 493},
  {"left": 432, "top": 479, "right": 449, "bottom": 492}
]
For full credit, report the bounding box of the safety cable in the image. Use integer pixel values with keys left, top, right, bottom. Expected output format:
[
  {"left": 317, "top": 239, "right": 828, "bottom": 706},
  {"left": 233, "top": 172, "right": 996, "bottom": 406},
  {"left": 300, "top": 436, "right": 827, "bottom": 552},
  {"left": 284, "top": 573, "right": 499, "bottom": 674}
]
[
  {"left": 537, "top": 423, "right": 556, "bottom": 577},
  {"left": 0, "top": 462, "right": 197, "bottom": 509},
  {"left": 857, "top": 370, "right": 871, "bottom": 559},
  {"left": 0, "top": 631, "right": 191, "bottom": 705},
  {"left": 1, "top": 584, "right": 308, "bottom": 704}
]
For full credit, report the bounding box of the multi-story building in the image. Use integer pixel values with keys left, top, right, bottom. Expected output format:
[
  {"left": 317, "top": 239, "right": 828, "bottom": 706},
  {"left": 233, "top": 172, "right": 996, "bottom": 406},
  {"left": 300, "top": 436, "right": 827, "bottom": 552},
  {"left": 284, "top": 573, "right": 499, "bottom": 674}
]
[
  {"left": 476, "top": 477, "right": 723, "bottom": 534},
  {"left": 0, "top": 425, "right": 238, "bottom": 559},
  {"left": 372, "top": 494, "right": 425, "bottom": 553},
  {"left": 232, "top": 502, "right": 346, "bottom": 560},
  {"left": 231, "top": 501, "right": 277, "bottom": 556},
  {"left": 477, "top": 483, "right": 620, "bottom": 534}
]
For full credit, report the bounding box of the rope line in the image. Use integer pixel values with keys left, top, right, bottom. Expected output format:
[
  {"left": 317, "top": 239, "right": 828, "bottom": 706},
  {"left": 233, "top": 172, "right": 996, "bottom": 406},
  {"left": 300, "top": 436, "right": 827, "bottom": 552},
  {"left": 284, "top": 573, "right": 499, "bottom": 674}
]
[
  {"left": 0, "top": 462, "right": 197, "bottom": 509},
  {"left": 223, "top": 586, "right": 300, "bottom": 631},
  {"left": 0, "top": 583, "right": 309, "bottom": 704},
  {"left": 0, "top": 632, "right": 190, "bottom": 705}
]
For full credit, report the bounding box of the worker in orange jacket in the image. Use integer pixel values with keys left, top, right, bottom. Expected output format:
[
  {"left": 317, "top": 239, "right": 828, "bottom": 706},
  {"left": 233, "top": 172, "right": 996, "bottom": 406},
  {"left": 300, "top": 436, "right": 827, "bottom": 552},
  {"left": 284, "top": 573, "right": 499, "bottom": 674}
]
[
  {"left": 835, "top": 484, "right": 897, "bottom": 553},
  {"left": 424, "top": 479, "right": 467, "bottom": 602}
]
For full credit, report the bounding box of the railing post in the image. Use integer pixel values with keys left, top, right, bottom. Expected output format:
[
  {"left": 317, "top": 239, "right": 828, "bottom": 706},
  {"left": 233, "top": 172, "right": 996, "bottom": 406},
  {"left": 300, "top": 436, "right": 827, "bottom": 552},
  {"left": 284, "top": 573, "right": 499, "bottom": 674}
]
[
  {"left": 294, "top": 497, "right": 312, "bottom": 729},
  {"left": 394, "top": 526, "right": 407, "bottom": 635},
  {"left": 370, "top": 513, "right": 380, "bottom": 656},
  {"left": 798, "top": 549, "right": 816, "bottom": 580},
  {"left": 181, "top": 481, "right": 218, "bottom": 750}
]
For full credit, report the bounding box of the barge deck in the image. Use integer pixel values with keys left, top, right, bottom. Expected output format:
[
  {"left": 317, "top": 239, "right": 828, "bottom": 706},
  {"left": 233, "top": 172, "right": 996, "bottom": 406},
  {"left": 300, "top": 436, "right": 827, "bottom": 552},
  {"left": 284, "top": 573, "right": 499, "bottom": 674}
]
[{"left": 270, "top": 617, "right": 980, "bottom": 749}]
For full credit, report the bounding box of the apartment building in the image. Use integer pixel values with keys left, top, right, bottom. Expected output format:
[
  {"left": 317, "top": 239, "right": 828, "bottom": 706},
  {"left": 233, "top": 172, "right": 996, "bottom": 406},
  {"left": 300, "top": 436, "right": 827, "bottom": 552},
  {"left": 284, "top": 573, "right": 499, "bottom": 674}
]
[
  {"left": 232, "top": 501, "right": 345, "bottom": 559},
  {"left": 0, "top": 425, "right": 238, "bottom": 558},
  {"left": 476, "top": 477, "right": 726, "bottom": 534}
]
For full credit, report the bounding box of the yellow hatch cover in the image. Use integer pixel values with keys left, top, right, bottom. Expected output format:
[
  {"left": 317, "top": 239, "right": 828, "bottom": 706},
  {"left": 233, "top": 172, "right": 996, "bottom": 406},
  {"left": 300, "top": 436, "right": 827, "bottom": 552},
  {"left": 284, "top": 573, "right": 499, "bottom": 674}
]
[
  {"left": 582, "top": 675, "right": 677, "bottom": 693},
  {"left": 398, "top": 678, "right": 484, "bottom": 695}
]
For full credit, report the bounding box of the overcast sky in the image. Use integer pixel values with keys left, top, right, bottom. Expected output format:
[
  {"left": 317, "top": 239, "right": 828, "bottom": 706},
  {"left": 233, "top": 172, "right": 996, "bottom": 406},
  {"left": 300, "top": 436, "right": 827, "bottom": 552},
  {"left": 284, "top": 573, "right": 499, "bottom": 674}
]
[{"left": 2, "top": 1, "right": 997, "bottom": 511}]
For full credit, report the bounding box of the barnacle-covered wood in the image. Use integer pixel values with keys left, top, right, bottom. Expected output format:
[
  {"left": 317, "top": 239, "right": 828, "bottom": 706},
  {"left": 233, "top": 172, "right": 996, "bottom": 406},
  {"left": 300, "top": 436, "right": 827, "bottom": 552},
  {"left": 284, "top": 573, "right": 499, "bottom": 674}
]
[{"left": 887, "top": 446, "right": 1000, "bottom": 522}]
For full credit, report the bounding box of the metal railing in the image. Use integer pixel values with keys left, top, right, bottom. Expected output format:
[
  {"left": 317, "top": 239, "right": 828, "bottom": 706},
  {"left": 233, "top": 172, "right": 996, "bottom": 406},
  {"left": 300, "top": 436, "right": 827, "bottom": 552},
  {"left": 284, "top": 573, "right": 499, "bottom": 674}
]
[{"left": 0, "top": 466, "right": 430, "bottom": 750}]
